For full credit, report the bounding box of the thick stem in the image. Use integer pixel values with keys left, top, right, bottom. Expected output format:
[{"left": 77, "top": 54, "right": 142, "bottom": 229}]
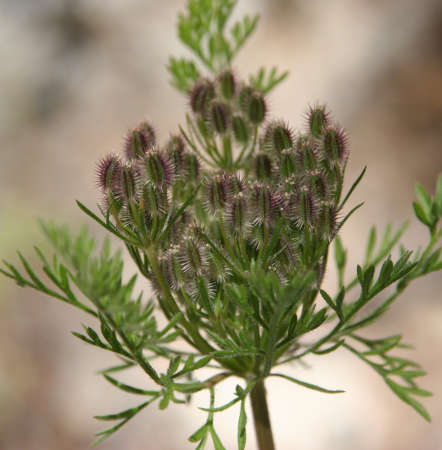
[{"left": 250, "top": 379, "right": 275, "bottom": 450}]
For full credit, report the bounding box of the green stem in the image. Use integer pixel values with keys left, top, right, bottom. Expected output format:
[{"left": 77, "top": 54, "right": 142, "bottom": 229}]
[{"left": 250, "top": 379, "right": 275, "bottom": 450}]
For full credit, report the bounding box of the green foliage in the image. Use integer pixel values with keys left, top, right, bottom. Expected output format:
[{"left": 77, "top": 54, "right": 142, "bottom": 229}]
[{"left": 1, "top": 0, "right": 441, "bottom": 446}]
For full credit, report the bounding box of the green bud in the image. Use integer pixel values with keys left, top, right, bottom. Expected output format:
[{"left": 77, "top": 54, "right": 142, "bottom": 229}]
[
  {"left": 232, "top": 115, "right": 250, "bottom": 144},
  {"left": 254, "top": 153, "right": 273, "bottom": 181},
  {"left": 218, "top": 70, "right": 236, "bottom": 99},
  {"left": 248, "top": 92, "right": 266, "bottom": 124}
]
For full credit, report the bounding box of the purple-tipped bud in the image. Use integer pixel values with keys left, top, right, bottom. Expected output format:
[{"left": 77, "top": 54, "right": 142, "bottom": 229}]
[
  {"left": 306, "top": 105, "right": 329, "bottom": 139},
  {"left": 225, "top": 173, "right": 245, "bottom": 196},
  {"left": 209, "top": 101, "right": 230, "bottom": 134},
  {"left": 119, "top": 165, "right": 138, "bottom": 201},
  {"left": 264, "top": 121, "right": 294, "bottom": 153},
  {"left": 310, "top": 172, "right": 329, "bottom": 201},
  {"left": 124, "top": 122, "right": 156, "bottom": 160},
  {"left": 232, "top": 115, "right": 250, "bottom": 144},
  {"left": 166, "top": 134, "right": 186, "bottom": 176},
  {"left": 218, "top": 70, "right": 236, "bottom": 99},
  {"left": 251, "top": 183, "right": 282, "bottom": 225},
  {"left": 205, "top": 175, "right": 228, "bottom": 213},
  {"left": 182, "top": 152, "right": 200, "bottom": 182},
  {"left": 142, "top": 150, "right": 173, "bottom": 186},
  {"left": 248, "top": 92, "right": 267, "bottom": 124},
  {"left": 96, "top": 154, "right": 122, "bottom": 192},
  {"left": 280, "top": 149, "right": 298, "bottom": 178},
  {"left": 317, "top": 202, "right": 338, "bottom": 238},
  {"left": 296, "top": 186, "right": 317, "bottom": 227},
  {"left": 296, "top": 137, "right": 318, "bottom": 171},
  {"left": 238, "top": 85, "right": 254, "bottom": 113},
  {"left": 254, "top": 153, "right": 273, "bottom": 181},
  {"left": 179, "top": 238, "right": 208, "bottom": 276},
  {"left": 226, "top": 192, "right": 248, "bottom": 233},
  {"left": 142, "top": 182, "right": 169, "bottom": 217},
  {"left": 190, "top": 79, "right": 215, "bottom": 114},
  {"left": 323, "top": 126, "right": 348, "bottom": 164}
]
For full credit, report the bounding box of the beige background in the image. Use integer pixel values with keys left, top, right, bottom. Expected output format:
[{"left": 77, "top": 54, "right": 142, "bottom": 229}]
[{"left": 0, "top": 0, "right": 441, "bottom": 449}]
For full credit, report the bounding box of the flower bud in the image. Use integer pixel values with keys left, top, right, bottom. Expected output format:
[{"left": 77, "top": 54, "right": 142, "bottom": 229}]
[
  {"left": 280, "top": 149, "right": 298, "bottom": 178},
  {"left": 317, "top": 202, "right": 337, "bottom": 237},
  {"left": 124, "top": 122, "right": 156, "bottom": 160},
  {"left": 179, "top": 238, "right": 208, "bottom": 276},
  {"left": 232, "top": 115, "right": 250, "bottom": 144},
  {"left": 323, "top": 126, "right": 348, "bottom": 164},
  {"left": 142, "top": 150, "right": 173, "bottom": 186},
  {"left": 218, "top": 70, "right": 236, "bottom": 99},
  {"left": 142, "top": 182, "right": 169, "bottom": 217},
  {"left": 254, "top": 152, "right": 273, "bottom": 181},
  {"left": 306, "top": 105, "right": 329, "bottom": 138},
  {"left": 226, "top": 192, "right": 248, "bottom": 233},
  {"left": 225, "top": 173, "right": 245, "bottom": 196},
  {"left": 238, "top": 85, "right": 254, "bottom": 113},
  {"left": 119, "top": 165, "right": 138, "bottom": 201},
  {"left": 247, "top": 92, "right": 267, "bottom": 124},
  {"left": 96, "top": 154, "right": 121, "bottom": 192},
  {"left": 264, "top": 121, "right": 294, "bottom": 153},
  {"left": 182, "top": 152, "right": 200, "bottom": 182},
  {"left": 166, "top": 134, "right": 186, "bottom": 176},
  {"left": 190, "top": 79, "right": 215, "bottom": 114},
  {"left": 310, "top": 172, "right": 329, "bottom": 201},
  {"left": 205, "top": 175, "right": 228, "bottom": 213},
  {"left": 296, "top": 187, "right": 317, "bottom": 227},
  {"left": 210, "top": 101, "right": 230, "bottom": 134},
  {"left": 250, "top": 183, "right": 282, "bottom": 225},
  {"left": 296, "top": 137, "right": 318, "bottom": 171}
]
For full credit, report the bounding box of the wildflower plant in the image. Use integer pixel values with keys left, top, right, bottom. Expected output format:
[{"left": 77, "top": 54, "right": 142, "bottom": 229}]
[{"left": 2, "top": 1, "right": 441, "bottom": 449}]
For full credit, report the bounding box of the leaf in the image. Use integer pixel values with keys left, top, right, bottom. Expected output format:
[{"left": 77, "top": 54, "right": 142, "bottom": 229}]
[
  {"left": 385, "top": 378, "right": 431, "bottom": 422},
  {"left": 210, "top": 426, "right": 226, "bottom": 450},
  {"left": 338, "top": 166, "right": 366, "bottom": 211},
  {"left": 237, "top": 398, "right": 247, "bottom": 450},
  {"left": 103, "top": 374, "right": 158, "bottom": 396},
  {"left": 269, "top": 373, "right": 344, "bottom": 394},
  {"left": 189, "top": 424, "right": 208, "bottom": 443}
]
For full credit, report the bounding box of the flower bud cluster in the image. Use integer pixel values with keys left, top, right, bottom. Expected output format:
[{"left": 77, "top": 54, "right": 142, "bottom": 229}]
[
  {"left": 189, "top": 70, "right": 267, "bottom": 145},
  {"left": 96, "top": 99, "right": 349, "bottom": 308}
]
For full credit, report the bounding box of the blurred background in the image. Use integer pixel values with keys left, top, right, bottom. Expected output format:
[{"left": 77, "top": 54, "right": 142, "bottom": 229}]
[{"left": 0, "top": 0, "right": 441, "bottom": 449}]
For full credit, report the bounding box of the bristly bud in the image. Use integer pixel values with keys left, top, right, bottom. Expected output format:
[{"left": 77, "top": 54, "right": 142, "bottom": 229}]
[
  {"left": 218, "top": 70, "right": 236, "bottom": 99},
  {"left": 190, "top": 79, "right": 215, "bottom": 114},
  {"left": 254, "top": 152, "right": 273, "bottom": 181},
  {"left": 119, "top": 165, "right": 138, "bottom": 201},
  {"left": 238, "top": 85, "right": 254, "bottom": 113},
  {"left": 317, "top": 202, "right": 338, "bottom": 237},
  {"left": 124, "top": 122, "right": 156, "bottom": 160},
  {"left": 250, "top": 183, "right": 282, "bottom": 225},
  {"left": 182, "top": 152, "right": 200, "bottom": 182},
  {"left": 142, "top": 150, "right": 173, "bottom": 186},
  {"left": 205, "top": 175, "right": 228, "bottom": 213},
  {"left": 179, "top": 237, "right": 209, "bottom": 277},
  {"left": 306, "top": 104, "right": 329, "bottom": 138},
  {"left": 280, "top": 149, "right": 298, "bottom": 178},
  {"left": 96, "top": 154, "right": 122, "bottom": 192},
  {"left": 247, "top": 92, "right": 267, "bottom": 124},
  {"left": 224, "top": 173, "right": 245, "bottom": 197},
  {"left": 296, "top": 136, "right": 318, "bottom": 171},
  {"left": 264, "top": 121, "right": 294, "bottom": 153},
  {"left": 310, "top": 171, "right": 329, "bottom": 201},
  {"left": 226, "top": 192, "right": 248, "bottom": 233},
  {"left": 142, "top": 182, "right": 169, "bottom": 217},
  {"left": 232, "top": 115, "right": 250, "bottom": 144},
  {"left": 166, "top": 134, "right": 186, "bottom": 176},
  {"left": 209, "top": 102, "right": 230, "bottom": 134},
  {"left": 296, "top": 186, "right": 317, "bottom": 227},
  {"left": 323, "top": 126, "right": 348, "bottom": 164}
]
